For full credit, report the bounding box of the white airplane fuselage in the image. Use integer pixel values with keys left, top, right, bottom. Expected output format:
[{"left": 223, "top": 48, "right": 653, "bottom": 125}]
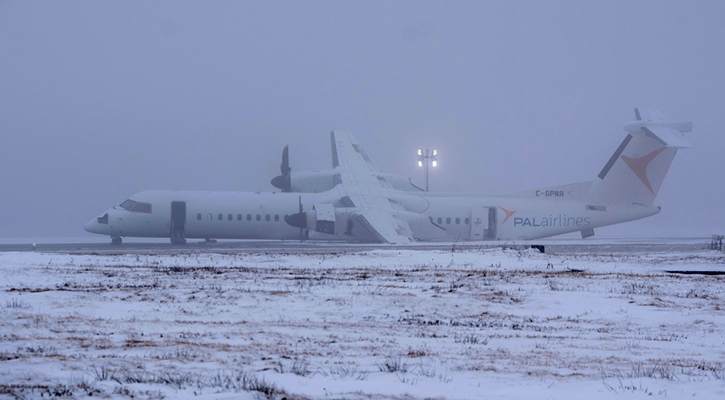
[
  {"left": 84, "top": 189, "right": 659, "bottom": 242},
  {"left": 84, "top": 109, "right": 689, "bottom": 244}
]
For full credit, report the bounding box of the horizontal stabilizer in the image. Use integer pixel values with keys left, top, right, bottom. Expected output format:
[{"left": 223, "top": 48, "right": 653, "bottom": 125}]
[
  {"left": 634, "top": 108, "right": 667, "bottom": 122},
  {"left": 641, "top": 126, "right": 691, "bottom": 149},
  {"left": 624, "top": 108, "right": 692, "bottom": 149}
]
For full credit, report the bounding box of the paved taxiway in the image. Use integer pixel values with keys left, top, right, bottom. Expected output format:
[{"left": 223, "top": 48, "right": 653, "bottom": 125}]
[{"left": 0, "top": 238, "right": 709, "bottom": 255}]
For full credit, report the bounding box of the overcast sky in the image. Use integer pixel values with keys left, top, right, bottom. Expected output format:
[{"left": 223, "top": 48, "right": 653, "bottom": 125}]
[{"left": 1, "top": 1, "right": 723, "bottom": 239}]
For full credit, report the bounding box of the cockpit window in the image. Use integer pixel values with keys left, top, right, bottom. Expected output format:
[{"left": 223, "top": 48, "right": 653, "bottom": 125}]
[
  {"left": 119, "top": 199, "right": 152, "bottom": 213},
  {"left": 131, "top": 202, "right": 152, "bottom": 213},
  {"left": 119, "top": 199, "right": 137, "bottom": 211}
]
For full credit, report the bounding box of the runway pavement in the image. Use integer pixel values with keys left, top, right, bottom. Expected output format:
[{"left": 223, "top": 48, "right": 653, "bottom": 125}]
[{"left": 0, "top": 238, "right": 709, "bottom": 255}]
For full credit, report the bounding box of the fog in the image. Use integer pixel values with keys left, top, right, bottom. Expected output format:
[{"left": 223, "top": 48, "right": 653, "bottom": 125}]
[{"left": 1, "top": 1, "right": 723, "bottom": 239}]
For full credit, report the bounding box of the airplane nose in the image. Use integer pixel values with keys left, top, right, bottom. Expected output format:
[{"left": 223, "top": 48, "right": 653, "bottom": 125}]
[{"left": 84, "top": 219, "right": 97, "bottom": 233}]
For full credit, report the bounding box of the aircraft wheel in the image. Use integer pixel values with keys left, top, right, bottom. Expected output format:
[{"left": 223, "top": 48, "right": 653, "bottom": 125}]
[{"left": 111, "top": 236, "right": 122, "bottom": 245}]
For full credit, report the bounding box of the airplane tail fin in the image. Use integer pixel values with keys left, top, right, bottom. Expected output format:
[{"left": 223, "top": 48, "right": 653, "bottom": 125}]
[{"left": 585, "top": 108, "right": 691, "bottom": 206}]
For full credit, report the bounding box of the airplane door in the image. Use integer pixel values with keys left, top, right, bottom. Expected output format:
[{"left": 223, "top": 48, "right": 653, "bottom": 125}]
[
  {"left": 170, "top": 201, "right": 186, "bottom": 244},
  {"left": 470, "top": 207, "right": 488, "bottom": 240},
  {"left": 486, "top": 207, "right": 497, "bottom": 239}
]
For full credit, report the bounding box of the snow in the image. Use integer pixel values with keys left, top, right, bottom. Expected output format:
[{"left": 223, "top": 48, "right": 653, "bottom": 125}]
[{"left": 1, "top": 243, "right": 724, "bottom": 399}]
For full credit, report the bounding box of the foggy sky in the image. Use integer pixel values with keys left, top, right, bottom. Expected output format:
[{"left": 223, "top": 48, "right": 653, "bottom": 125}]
[{"left": 1, "top": 1, "right": 723, "bottom": 239}]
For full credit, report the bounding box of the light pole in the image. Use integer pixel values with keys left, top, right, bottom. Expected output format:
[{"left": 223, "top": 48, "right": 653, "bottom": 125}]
[{"left": 417, "top": 148, "right": 438, "bottom": 192}]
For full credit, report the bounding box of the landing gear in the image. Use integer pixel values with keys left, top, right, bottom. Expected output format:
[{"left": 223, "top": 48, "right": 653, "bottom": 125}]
[
  {"left": 170, "top": 237, "right": 187, "bottom": 245},
  {"left": 111, "top": 236, "right": 122, "bottom": 245},
  {"left": 203, "top": 238, "right": 217, "bottom": 244}
]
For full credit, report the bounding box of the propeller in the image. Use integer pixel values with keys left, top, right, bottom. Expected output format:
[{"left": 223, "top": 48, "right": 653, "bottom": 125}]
[
  {"left": 284, "top": 196, "right": 307, "bottom": 242},
  {"left": 271, "top": 145, "right": 292, "bottom": 192}
]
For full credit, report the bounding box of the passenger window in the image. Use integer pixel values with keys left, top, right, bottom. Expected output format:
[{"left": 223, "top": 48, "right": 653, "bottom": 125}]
[
  {"left": 237, "top": 214, "right": 242, "bottom": 221},
  {"left": 256, "top": 214, "right": 261, "bottom": 221},
  {"left": 455, "top": 218, "right": 461, "bottom": 225},
  {"left": 274, "top": 214, "right": 279, "bottom": 222},
  {"left": 197, "top": 213, "right": 202, "bottom": 220},
  {"left": 207, "top": 213, "right": 212, "bottom": 220},
  {"left": 446, "top": 217, "right": 451, "bottom": 224},
  {"left": 228, "top": 214, "right": 233, "bottom": 221},
  {"left": 437, "top": 217, "right": 442, "bottom": 224},
  {"left": 265, "top": 214, "right": 270, "bottom": 221},
  {"left": 465, "top": 218, "right": 470, "bottom": 225},
  {"left": 218, "top": 213, "right": 223, "bottom": 221},
  {"left": 247, "top": 214, "right": 251, "bottom": 221}
]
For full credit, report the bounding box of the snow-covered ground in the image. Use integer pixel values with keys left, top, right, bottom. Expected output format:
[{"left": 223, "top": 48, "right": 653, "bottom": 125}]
[{"left": 1, "top": 244, "right": 724, "bottom": 399}]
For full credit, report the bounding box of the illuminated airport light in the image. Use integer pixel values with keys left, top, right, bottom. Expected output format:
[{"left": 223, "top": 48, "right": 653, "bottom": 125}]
[{"left": 416, "top": 147, "right": 438, "bottom": 191}]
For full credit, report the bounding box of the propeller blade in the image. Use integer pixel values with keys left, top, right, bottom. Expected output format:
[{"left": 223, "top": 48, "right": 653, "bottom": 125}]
[
  {"left": 271, "top": 145, "right": 292, "bottom": 192},
  {"left": 281, "top": 145, "right": 290, "bottom": 175},
  {"left": 298, "top": 196, "right": 304, "bottom": 242}
]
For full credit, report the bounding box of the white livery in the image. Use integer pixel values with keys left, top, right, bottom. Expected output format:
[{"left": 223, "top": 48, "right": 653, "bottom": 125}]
[{"left": 85, "top": 109, "right": 691, "bottom": 245}]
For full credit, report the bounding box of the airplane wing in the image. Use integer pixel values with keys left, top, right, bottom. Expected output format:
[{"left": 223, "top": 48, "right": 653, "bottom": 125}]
[{"left": 331, "top": 130, "right": 414, "bottom": 244}]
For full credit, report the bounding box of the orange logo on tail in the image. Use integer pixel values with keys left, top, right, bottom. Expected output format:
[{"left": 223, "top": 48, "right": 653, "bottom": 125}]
[
  {"left": 499, "top": 207, "right": 516, "bottom": 224},
  {"left": 621, "top": 147, "right": 666, "bottom": 195}
]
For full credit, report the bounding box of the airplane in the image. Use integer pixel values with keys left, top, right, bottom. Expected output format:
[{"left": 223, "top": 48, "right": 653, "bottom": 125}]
[{"left": 84, "top": 108, "right": 691, "bottom": 245}]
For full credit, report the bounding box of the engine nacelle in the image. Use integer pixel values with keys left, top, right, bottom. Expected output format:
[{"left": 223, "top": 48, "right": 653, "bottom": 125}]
[
  {"left": 286, "top": 204, "right": 367, "bottom": 241},
  {"left": 289, "top": 170, "right": 339, "bottom": 193},
  {"left": 377, "top": 173, "right": 424, "bottom": 192},
  {"left": 271, "top": 143, "right": 422, "bottom": 194},
  {"left": 282, "top": 169, "right": 422, "bottom": 194}
]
